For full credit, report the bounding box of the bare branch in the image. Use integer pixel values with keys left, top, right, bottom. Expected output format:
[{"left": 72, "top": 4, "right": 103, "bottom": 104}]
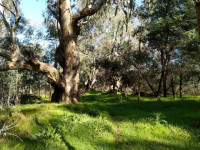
[
  {"left": 7, "top": 132, "right": 23, "bottom": 142},
  {"left": 0, "top": 3, "right": 15, "bottom": 16},
  {"left": 0, "top": 117, "right": 23, "bottom": 142},
  {"left": 0, "top": 11, "right": 12, "bottom": 35},
  {"left": 11, "top": 0, "right": 21, "bottom": 33},
  {"left": 0, "top": 1, "right": 21, "bottom": 42},
  {"left": 11, "top": 0, "right": 18, "bottom": 14},
  {"left": 73, "top": 0, "right": 106, "bottom": 22}
]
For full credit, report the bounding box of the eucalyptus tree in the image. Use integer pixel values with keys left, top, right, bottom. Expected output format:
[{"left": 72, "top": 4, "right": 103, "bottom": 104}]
[
  {"left": 0, "top": 0, "right": 106, "bottom": 103},
  {"left": 141, "top": 0, "right": 195, "bottom": 100},
  {"left": 179, "top": 29, "right": 200, "bottom": 96},
  {"left": 64, "top": 1, "right": 136, "bottom": 93},
  {"left": 0, "top": 0, "right": 136, "bottom": 103}
]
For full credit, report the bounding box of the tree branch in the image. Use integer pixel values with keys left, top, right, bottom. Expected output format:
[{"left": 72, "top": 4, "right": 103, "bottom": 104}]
[
  {"left": 11, "top": 0, "right": 18, "bottom": 14},
  {"left": 0, "top": 3, "right": 15, "bottom": 16},
  {"left": 11, "top": 0, "right": 21, "bottom": 33},
  {"left": 0, "top": 1, "right": 21, "bottom": 43},
  {"left": 0, "top": 47, "right": 61, "bottom": 86},
  {"left": 132, "top": 60, "right": 156, "bottom": 94},
  {"left": 0, "top": 11, "right": 12, "bottom": 35},
  {"left": 27, "top": 57, "right": 62, "bottom": 85},
  {"left": 73, "top": 0, "right": 106, "bottom": 22},
  {"left": 0, "top": 47, "right": 24, "bottom": 62},
  {"left": 0, "top": 61, "right": 27, "bottom": 71}
]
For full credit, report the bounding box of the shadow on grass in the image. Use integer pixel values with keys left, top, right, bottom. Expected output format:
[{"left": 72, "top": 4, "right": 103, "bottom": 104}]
[
  {"left": 21, "top": 108, "right": 41, "bottom": 115},
  {"left": 61, "top": 136, "right": 76, "bottom": 150},
  {"left": 96, "top": 138, "right": 194, "bottom": 150},
  {"left": 20, "top": 94, "right": 49, "bottom": 104},
  {"left": 61, "top": 92, "right": 200, "bottom": 129}
]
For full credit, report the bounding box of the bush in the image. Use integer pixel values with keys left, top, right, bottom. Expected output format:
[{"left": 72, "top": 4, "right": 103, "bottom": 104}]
[{"left": 36, "top": 125, "right": 66, "bottom": 150}]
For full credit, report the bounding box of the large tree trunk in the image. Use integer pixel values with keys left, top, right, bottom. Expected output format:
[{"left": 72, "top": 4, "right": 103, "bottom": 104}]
[
  {"left": 50, "top": 0, "right": 80, "bottom": 103},
  {"left": 51, "top": 69, "right": 80, "bottom": 103}
]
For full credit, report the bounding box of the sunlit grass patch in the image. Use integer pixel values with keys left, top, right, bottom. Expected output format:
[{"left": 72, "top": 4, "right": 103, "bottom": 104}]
[{"left": 0, "top": 92, "right": 200, "bottom": 149}]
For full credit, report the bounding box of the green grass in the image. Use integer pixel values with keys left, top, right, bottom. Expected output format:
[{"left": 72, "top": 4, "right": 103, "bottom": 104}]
[{"left": 1, "top": 92, "right": 200, "bottom": 150}]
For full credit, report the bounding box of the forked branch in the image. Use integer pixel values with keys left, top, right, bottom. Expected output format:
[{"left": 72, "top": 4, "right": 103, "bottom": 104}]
[{"left": 73, "top": 0, "right": 106, "bottom": 22}]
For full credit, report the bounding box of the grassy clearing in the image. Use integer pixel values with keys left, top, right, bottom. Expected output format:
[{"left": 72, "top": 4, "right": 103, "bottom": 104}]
[{"left": 0, "top": 92, "right": 200, "bottom": 150}]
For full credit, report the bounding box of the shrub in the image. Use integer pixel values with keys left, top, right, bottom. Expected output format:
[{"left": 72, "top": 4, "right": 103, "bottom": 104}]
[{"left": 36, "top": 125, "right": 66, "bottom": 150}]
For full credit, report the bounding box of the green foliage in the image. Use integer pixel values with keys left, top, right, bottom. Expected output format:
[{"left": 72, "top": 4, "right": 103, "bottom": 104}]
[{"left": 35, "top": 125, "right": 66, "bottom": 150}]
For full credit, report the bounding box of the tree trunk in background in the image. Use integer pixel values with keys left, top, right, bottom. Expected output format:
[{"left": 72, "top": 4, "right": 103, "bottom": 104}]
[
  {"left": 138, "top": 64, "right": 141, "bottom": 102},
  {"left": 0, "top": 80, "right": 3, "bottom": 109},
  {"left": 180, "top": 73, "right": 182, "bottom": 98},
  {"left": 49, "top": 84, "right": 51, "bottom": 100},
  {"left": 171, "top": 77, "right": 176, "bottom": 99},
  {"left": 138, "top": 34, "right": 141, "bottom": 103},
  {"left": 39, "top": 79, "right": 41, "bottom": 97},
  {"left": 0, "top": 98, "right": 2, "bottom": 110},
  {"left": 84, "top": 67, "right": 97, "bottom": 93},
  {"left": 180, "top": 55, "right": 183, "bottom": 98},
  {"left": 7, "top": 88, "right": 10, "bottom": 108},
  {"left": 195, "top": 1, "right": 200, "bottom": 37},
  {"left": 163, "top": 75, "right": 167, "bottom": 97},
  {"left": 113, "top": 79, "right": 116, "bottom": 92},
  {"left": 15, "top": 74, "right": 19, "bottom": 105},
  {"left": 85, "top": 79, "right": 92, "bottom": 92},
  {"left": 157, "top": 70, "right": 164, "bottom": 101}
]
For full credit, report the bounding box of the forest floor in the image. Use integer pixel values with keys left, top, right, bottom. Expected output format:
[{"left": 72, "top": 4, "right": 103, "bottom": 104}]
[{"left": 0, "top": 92, "right": 200, "bottom": 150}]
